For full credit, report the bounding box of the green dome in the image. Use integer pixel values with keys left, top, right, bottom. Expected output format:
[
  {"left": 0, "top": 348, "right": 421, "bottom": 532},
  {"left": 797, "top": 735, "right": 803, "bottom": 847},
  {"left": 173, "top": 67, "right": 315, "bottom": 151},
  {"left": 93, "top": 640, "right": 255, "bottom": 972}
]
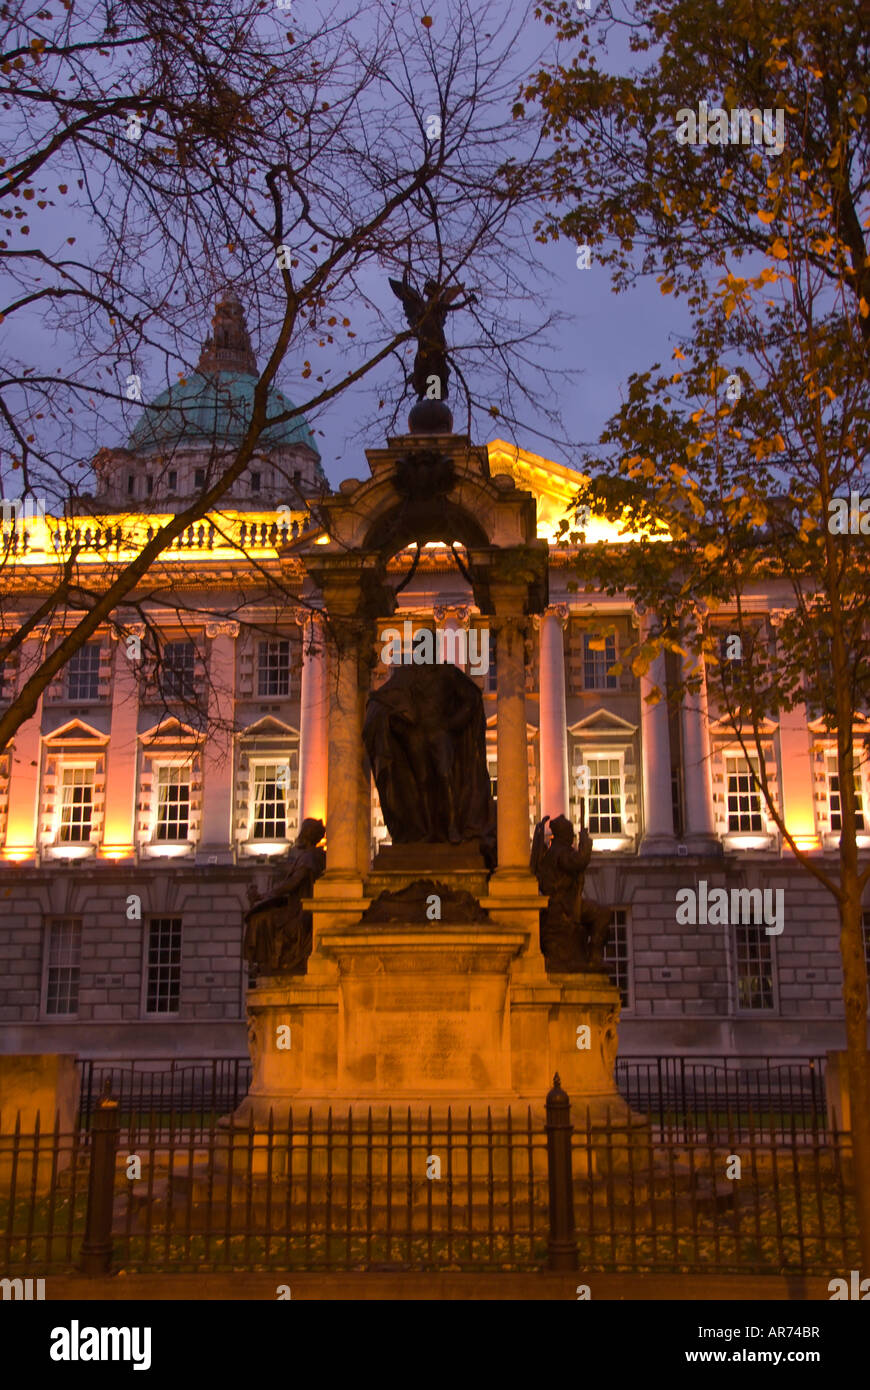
[{"left": 127, "top": 370, "right": 321, "bottom": 460}]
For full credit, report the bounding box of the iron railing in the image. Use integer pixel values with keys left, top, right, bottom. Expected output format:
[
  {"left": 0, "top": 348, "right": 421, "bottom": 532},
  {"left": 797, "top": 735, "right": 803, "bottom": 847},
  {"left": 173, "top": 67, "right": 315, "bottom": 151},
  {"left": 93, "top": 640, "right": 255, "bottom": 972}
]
[
  {"left": 77, "top": 1054, "right": 829, "bottom": 1141},
  {"left": 0, "top": 1080, "right": 859, "bottom": 1277},
  {"left": 615, "top": 1055, "right": 828, "bottom": 1141},
  {"left": 78, "top": 1057, "right": 252, "bottom": 1134}
]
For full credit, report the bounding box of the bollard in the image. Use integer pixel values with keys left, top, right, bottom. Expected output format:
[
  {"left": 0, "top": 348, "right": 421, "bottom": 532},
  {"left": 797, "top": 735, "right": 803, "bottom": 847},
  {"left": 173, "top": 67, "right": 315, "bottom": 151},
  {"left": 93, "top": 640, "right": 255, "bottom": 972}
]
[
  {"left": 78, "top": 1080, "right": 120, "bottom": 1276},
  {"left": 545, "top": 1072, "right": 579, "bottom": 1271}
]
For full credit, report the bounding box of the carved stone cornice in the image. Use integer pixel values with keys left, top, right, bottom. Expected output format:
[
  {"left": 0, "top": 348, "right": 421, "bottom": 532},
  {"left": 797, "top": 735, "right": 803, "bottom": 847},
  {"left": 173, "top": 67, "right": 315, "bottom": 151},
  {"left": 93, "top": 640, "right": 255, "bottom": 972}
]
[{"left": 433, "top": 604, "right": 472, "bottom": 627}]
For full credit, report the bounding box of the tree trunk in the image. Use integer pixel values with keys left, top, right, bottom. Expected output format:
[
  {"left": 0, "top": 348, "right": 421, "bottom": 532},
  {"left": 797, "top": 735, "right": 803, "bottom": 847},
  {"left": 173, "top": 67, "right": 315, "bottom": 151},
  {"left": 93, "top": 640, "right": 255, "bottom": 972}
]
[{"left": 839, "top": 877, "right": 870, "bottom": 1271}]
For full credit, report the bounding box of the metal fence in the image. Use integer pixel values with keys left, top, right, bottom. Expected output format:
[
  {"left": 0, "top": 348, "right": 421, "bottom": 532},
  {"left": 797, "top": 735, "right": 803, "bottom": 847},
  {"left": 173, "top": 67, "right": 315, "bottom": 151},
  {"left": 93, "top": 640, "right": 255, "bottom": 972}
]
[
  {"left": 78, "top": 1057, "right": 252, "bottom": 1134},
  {"left": 616, "top": 1055, "right": 828, "bottom": 1141},
  {"left": 78, "top": 1054, "right": 829, "bottom": 1142},
  {"left": 0, "top": 1079, "right": 859, "bottom": 1276}
]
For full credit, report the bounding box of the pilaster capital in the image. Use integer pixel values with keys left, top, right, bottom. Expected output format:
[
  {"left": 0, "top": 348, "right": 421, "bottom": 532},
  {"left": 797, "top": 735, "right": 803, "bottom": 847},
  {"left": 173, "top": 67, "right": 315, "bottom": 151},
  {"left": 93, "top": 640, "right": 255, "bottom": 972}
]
[
  {"left": 294, "top": 607, "right": 326, "bottom": 630},
  {"left": 205, "top": 620, "right": 240, "bottom": 639},
  {"left": 109, "top": 622, "right": 145, "bottom": 642},
  {"left": 433, "top": 604, "right": 472, "bottom": 627},
  {"left": 538, "top": 602, "right": 569, "bottom": 629},
  {"left": 768, "top": 607, "right": 792, "bottom": 630}
]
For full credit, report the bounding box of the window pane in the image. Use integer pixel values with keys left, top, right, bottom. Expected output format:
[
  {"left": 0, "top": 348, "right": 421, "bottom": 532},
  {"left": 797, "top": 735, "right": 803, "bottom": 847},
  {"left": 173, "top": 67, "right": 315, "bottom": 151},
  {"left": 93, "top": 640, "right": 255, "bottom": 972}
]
[
  {"left": 257, "top": 639, "right": 291, "bottom": 697},
  {"left": 827, "top": 754, "right": 864, "bottom": 832},
  {"left": 735, "top": 924, "right": 775, "bottom": 1010},
  {"left": 252, "top": 760, "right": 293, "bottom": 839},
  {"left": 66, "top": 643, "right": 101, "bottom": 700},
  {"left": 603, "top": 909, "right": 630, "bottom": 1008},
  {"left": 156, "top": 765, "right": 190, "bottom": 840},
  {"left": 587, "top": 756, "right": 622, "bottom": 834},
  {"left": 45, "top": 917, "right": 81, "bottom": 1015},
  {"left": 727, "top": 756, "right": 763, "bottom": 832},
  {"left": 58, "top": 766, "right": 93, "bottom": 842},
  {"left": 162, "top": 640, "right": 196, "bottom": 700},
  {"left": 145, "top": 917, "right": 182, "bottom": 1014},
  {"left": 583, "top": 634, "right": 617, "bottom": 690}
]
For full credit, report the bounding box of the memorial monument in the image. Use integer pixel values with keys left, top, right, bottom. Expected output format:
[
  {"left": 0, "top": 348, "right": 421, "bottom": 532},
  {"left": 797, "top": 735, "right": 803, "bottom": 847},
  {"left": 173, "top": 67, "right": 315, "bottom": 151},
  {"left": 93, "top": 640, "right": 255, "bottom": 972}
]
[{"left": 235, "top": 269, "right": 630, "bottom": 1132}]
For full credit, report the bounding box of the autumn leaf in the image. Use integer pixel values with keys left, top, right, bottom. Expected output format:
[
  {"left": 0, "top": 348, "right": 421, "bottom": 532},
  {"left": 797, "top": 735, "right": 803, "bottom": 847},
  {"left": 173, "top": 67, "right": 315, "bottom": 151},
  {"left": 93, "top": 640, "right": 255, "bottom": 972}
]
[
  {"left": 421, "top": 15, "right": 433, "bottom": 27},
  {"left": 757, "top": 210, "right": 775, "bottom": 225},
  {"left": 770, "top": 239, "right": 788, "bottom": 260}
]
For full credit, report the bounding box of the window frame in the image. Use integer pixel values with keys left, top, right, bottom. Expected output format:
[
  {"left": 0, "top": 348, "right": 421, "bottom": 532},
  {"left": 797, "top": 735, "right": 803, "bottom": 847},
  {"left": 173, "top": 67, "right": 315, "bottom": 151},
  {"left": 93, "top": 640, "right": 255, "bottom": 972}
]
[
  {"left": 151, "top": 760, "right": 192, "bottom": 843},
  {"left": 248, "top": 756, "right": 295, "bottom": 843},
  {"left": 725, "top": 752, "right": 765, "bottom": 834},
  {"left": 65, "top": 642, "right": 101, "bottom": 702},
  {"left": 582, "top": 632, "right": 618, "bottom": 691},
  {"left": 257, "top": 638, "right": 292, "bottom": 698},
  {"left": 56, "top": 761, "right": 96, "bottom": 844},
  {"left": 142, "top": 916, "right": 182, "bottom": 1017},
  {"left": 733, "top": 920, "right": 778, "bottom": 1013},
  {"left": 42, "top": 916, "right": 82, "bottom": 1018}
]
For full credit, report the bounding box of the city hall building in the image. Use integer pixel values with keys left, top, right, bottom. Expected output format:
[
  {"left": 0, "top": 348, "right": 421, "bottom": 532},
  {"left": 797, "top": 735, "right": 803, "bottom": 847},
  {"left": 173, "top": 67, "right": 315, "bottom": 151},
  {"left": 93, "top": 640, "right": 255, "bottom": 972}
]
[{"left": 0, "top": 294, "right": 864, "bottom": 1063}]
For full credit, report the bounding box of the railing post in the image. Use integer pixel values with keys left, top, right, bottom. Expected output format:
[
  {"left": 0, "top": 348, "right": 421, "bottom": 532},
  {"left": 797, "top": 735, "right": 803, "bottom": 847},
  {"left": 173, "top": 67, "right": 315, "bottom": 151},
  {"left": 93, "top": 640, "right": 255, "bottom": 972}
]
[
  {"left": 79, "top": 1081, "right": 120, "bottom": 1276},
  {"left": 545, "top": 1073, "right": 578, "bottom": 1271}
]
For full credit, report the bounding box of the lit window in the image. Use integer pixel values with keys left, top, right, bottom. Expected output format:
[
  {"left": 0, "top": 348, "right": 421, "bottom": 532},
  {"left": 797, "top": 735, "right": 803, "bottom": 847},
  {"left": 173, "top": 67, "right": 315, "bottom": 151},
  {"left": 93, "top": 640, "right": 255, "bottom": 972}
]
[
  {"left": 257, "top": 639, "right": 291, "bottom": 697},
  {"left": 735, "top": 923, "right": 775, "bottom": 1010},
  {"left": 487, "top": 751, "right": 498, "bottom": 802},
  {"left": 587, "top": 756, "right": 623, "bottom": 834},
  {"left": 726, "top": 754, "right": 764, "bottom": 832},
  {"left": 827, "top": 754, "right": 865, "bottom": 832},
  {"left": 145, "top": 917, "right": 182, "bottom": 1015},
  {"left": 162, "top": 640, "right": 196, "bottom": 700},
  {"left": 155, "top": 765, "right": 190, "bottom": 841},
  {"left": 66, "top": 643, "right": 101, "bottom": 701},
  {"left": 44, "top": 918, "right": 82, "bottom": 1016},
  {"left": 583, "top": 634, "right": 617, "bottom": 690},
  {"left": 251, "top": 760, "right": 295, "bottom": 840},
  {"left": 58, "top": 766, "right": 94, "bottom": 842}
]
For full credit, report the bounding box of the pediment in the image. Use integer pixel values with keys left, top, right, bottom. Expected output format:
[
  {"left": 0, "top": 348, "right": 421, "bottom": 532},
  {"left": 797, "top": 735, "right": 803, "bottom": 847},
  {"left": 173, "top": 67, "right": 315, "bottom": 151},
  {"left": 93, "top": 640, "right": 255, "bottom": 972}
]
[
  {"left": 139, "top": 716, "right": 204, "bottom": 743},
  {"left": 808, "top": 713, "right": 870, "bottom": 735},
  {"left": 709, "top": 715, "right": 779, "bottom": 736},
  {"left": 240, "top": 716, "right": 300, "bottom": 737},
  {"left": 44, "top": 718, "right": 109, "bottom": 745},
  {"left": 568, "top": 709, "right": 638, "bottom": 735}
]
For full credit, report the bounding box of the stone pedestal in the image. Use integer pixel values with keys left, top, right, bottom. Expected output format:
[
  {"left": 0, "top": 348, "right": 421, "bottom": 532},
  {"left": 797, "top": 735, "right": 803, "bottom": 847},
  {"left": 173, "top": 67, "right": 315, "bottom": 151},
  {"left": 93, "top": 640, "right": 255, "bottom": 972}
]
[{"left": 236, "top": 919, "right": 630, "bottom": 1127}]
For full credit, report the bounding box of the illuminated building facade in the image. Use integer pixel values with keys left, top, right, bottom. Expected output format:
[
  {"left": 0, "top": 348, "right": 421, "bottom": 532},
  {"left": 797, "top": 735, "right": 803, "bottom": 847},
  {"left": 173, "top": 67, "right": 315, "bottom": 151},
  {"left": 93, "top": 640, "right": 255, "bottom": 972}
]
[{"left": 0, "top": 294, "right": 864, "bottom": 1061}]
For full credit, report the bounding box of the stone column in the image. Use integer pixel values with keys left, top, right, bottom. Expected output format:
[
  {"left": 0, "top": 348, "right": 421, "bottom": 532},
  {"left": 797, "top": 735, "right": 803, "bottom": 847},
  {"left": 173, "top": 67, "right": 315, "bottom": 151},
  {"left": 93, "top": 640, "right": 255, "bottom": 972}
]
[
  {"left": 199, "top": 620, "right": 239, "bottom": 861},
  {"left": 770, "top": 609, "right": 818, "bottom": 849},
  {"left": 100, "top": 624, "right": 143, "bottom": 857},
  {"left": 637, "top": 612, "right": 677, "bottom": 854},
  {"left": 3, "top": 635, "right": 44, "bottom": 860},
  {"left": 312, "top": 577, "right": 370, "bottom": 891},
  {"left": 535, "top": 604, "right": 570, "bottom": 821},
  {"left": 481, "top": 579, "right": 548, "bottom": 972},
  {"left": 296, "top": 609, "right": 327, "bottom": 824},
  {"left": 680, "top": 615, "right": 720, "bottom": 853},
  {"left": 494, "top": 608, "right": 532, "bottom": 872}
]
